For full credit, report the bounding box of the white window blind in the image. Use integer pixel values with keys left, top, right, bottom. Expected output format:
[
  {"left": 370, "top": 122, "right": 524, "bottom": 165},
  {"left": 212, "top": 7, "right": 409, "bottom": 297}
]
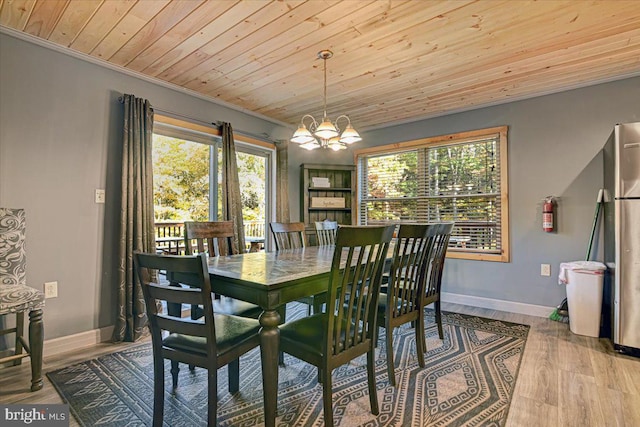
[{"left": 357, "top": 127, "right": 509, "bottom": 261}]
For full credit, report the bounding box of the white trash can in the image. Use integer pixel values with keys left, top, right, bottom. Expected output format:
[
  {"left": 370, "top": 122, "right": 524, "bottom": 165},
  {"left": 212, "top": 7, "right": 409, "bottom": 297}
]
[{"left": 558, "top": 261, "right": 607, "bottom": 337}]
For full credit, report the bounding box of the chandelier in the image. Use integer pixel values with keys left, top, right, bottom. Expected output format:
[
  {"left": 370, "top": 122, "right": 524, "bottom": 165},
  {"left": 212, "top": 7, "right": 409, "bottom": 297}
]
[{"left": 290, "top": 50, "right": 361, "bottom": 151}]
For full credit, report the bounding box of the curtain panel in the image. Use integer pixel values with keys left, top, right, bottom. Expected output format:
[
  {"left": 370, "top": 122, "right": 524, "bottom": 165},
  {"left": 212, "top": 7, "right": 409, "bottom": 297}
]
[
  {"left": 112, "top": 94, "right": 155, "bottom": 343},
  {"left": 221, "top": 122, "right": 246, "bottom": 252}
]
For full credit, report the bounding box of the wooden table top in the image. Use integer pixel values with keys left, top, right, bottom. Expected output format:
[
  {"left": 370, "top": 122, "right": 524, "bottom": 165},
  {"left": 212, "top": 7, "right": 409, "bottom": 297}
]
[{"left": 207, "top": 246, "right": 335, "bottom": 289}]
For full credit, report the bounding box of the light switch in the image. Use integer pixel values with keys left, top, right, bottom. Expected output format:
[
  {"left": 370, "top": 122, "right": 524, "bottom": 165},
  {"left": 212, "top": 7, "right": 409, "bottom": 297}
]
[{"left": 95, "top": 189, "right": 105, "bottom": 204}]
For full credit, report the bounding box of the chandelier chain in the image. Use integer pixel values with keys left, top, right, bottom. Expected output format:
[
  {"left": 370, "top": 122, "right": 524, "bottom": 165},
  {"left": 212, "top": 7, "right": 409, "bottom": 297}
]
[{"left": 323, "top": 54, "right": 327, "bottom": 119}]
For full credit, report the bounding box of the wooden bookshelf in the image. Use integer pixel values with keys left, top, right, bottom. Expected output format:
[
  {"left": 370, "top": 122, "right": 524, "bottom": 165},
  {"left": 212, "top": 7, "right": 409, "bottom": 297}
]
[{"left": 300, "top": 164, "right": 356, "bottom": 245}]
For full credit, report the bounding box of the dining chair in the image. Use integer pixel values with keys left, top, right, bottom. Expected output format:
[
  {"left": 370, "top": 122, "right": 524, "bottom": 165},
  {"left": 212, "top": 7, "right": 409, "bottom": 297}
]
[
  {"left": 377, "top": 223, "right": 436, "bottom": 387},
  {"left": 0, "top": 208, "right": 45, "bottom": 392},
  {"left": 184, "top": 220, "right": 238, "bottom": 256},
  {"left": 184, "top": 221, "right": 261, "bottom": 319},
  {"left": 314, "top": 220, "right": 338, "bottom": 246},
  {"left": 280, "top": 225, "right": 395, "bottom": 427},
  {"left": 420, "top": 222, "right": 454, "bottom": 350},
  {"left": 269, "top": 221, "right": 306, "bottom": 250},
  {"left": 134, "top": 252, "right": 260, "bottom": 427}
]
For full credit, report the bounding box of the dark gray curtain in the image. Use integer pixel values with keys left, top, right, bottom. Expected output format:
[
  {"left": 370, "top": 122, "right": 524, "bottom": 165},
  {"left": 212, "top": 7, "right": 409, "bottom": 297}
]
[
  {"left": 112, "top": 94, "right": 156, "bottom": 342},
  {"left": 221, "top": 122, "right": 246, "bottom": 252},
  {"left": 275, "top": 140, "right": 290, "bottom": 222}
]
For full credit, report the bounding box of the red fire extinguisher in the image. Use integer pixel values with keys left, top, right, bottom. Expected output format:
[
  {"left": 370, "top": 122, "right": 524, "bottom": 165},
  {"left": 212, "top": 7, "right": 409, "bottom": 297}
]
[{"left": 543, "top": 196, "right": 555, "bottom": 232}]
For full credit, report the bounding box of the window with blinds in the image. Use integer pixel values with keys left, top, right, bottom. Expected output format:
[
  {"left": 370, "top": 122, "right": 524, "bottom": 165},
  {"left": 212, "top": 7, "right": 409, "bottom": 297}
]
[{"left": 356, "top": 126, "right": 509, "bottom": 262}]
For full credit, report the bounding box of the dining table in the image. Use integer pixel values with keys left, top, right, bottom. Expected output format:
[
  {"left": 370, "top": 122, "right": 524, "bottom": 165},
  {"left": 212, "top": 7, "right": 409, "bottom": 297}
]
[{"left": 206, "top": 245, "right": 336, "bottom": 427}]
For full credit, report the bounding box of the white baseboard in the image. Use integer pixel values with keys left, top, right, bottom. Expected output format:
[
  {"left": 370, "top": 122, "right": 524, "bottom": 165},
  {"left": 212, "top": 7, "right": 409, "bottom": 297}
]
[
  {"left": 44, "top": 325, "right": 115, "bottom": 358},
  {"left": 441, "top": 292, "right": 555, "bottom": 318},
  {"left": 3, "top": 296, "right": 553, "bottom": 363}
]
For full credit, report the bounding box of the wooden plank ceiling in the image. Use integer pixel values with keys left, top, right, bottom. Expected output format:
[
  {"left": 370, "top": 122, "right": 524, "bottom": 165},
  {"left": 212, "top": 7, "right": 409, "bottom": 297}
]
[{"left": 1, "top": 0, "right": 639, "bottom": 131}]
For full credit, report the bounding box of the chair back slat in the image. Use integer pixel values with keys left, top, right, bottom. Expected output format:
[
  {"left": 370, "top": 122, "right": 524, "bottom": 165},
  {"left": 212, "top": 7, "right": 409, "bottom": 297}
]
[
  {"left": 326, "top": 225, "right": 394, "bottom": 356},
  {"left": 184, "top": 221, "right": 238, "bottom": 256},
  {"left": 315, "top": 220, "right": 338, "bottom": 246},
  {"left": 425, "top": 223, "right": 454, "bottom": 298},
  {"left": 155, "top": 315, "right": 209, "bottom": 337},
  {"left": 147, "top": 283, "right": 203, "bottom": 305},
  {"left": 270, "top": 222, "right": 306, "bottom": 250}
]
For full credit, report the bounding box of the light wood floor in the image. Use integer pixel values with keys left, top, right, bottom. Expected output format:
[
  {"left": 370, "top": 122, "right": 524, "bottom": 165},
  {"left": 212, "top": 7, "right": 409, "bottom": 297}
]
[{"left": 2, "top": 302, "right": 639, "bottom": 426}]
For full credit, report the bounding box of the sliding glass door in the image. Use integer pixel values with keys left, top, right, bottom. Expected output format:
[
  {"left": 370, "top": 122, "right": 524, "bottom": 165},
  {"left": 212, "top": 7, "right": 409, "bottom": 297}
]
[{"left": 152, "top": 122, "right": 273, "bottom": 252}]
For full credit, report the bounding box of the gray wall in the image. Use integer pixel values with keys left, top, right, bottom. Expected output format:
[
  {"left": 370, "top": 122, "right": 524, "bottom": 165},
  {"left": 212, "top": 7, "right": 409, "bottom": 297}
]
[
  {"left": 291, "top": 76, "right": 640, "bottom": 308},
  {"left": 2, "top": 30, "right": 639, "bottom": 342},
  {"left": 0, "top": 33, "right": 288, "bottom": 340}
]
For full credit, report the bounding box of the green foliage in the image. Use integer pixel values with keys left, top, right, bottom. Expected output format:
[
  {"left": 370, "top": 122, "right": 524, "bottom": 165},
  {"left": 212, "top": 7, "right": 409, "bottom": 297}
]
[
  {"left": 153, "top": 135, "right": 210, "bottom": 221},
  {"left": 153, "top": 135, "right": 266, "bottom": 224}
]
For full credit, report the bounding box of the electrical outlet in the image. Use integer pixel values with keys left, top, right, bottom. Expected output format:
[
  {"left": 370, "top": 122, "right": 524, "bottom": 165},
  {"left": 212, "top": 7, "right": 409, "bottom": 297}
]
[
  {"left": 95, "top": 189, "right": 105, "bottom": 204},
  {"left": 541, "top": 264, "right": 551, "bottom": 276},
  {"left": 44, "top": 281, "right": 58, "bottom": 298}
]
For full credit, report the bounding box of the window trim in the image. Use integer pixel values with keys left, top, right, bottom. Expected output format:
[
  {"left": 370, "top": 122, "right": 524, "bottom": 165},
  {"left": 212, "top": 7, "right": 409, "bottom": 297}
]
[
  {"left": 354, "top": 126, "right": 510, "bottom": 262},
  {"left": 154, "top": 114, "right": 274, "bottom": 149}
]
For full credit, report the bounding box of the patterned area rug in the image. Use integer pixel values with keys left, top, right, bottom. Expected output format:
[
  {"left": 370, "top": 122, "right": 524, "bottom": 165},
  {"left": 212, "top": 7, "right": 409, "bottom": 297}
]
[{"left": 48, "top": 305, "right": 529, "bottom": 426}]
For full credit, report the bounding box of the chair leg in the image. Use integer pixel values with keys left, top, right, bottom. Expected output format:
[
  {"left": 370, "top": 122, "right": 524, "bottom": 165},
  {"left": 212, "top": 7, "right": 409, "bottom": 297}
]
[
  {"left": 167, "top": 282, "right": 182, "bottom": 317},
  {"left": 278, "top": 305, "right": 286, "bottom": 366},
  {"left": 321, "top": 367, "right": 334, "bottom": 427},
  {"left": 228, "top": 358, "right": 240, "bottom": 393},
  {"left": 435, "top": 300, "right": 444, "bottom": 340},
  {"left": 414, "top": 319, "right": 425, "bottom": 368},
  {"left": 367, "top": 347, "right": 379, "bottom": 415},
  {"left": 419, "top": 308, "right": 427, "bottom": 353},
  {"left": 27, "top": 309, "right": 44, "bottom": 391},
  {"left": 152, "top": 355, "right": 165, "bottom": 427},
  {"left": 170, "top": 360, "right": 180, "bottom": 391},
  {"left": 14, "top": 312, "right": 24, "bottom": 366},
  {"left": 312, "top": 293, "right": 325, "bottom": 314},
  {"left": 385, "top": 326, "right": 396, "bottom": 387},
  {"left": 208, "top": 368, "right": 218, "bottom": 427}
]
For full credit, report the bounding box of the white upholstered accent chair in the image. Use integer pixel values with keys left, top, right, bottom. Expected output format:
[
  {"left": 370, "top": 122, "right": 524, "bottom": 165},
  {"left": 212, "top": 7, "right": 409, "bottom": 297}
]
[{"left": 0, "top": 208, "right": 44, "bottom": 391}]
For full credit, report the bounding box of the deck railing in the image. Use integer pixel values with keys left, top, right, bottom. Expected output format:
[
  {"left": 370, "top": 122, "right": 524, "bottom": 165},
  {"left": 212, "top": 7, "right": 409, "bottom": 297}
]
[{"left": 154, "top": 220, "right": 265, "bottom": 254}]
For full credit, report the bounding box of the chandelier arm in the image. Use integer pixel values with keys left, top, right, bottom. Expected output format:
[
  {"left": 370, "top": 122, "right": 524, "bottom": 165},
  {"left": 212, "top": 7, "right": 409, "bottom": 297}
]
[
  {"left": 300, "top": 114, "right": 319, "bottom": 132},
  {"left": 334, "top": 115, "right": 352, "bottom": 133}
]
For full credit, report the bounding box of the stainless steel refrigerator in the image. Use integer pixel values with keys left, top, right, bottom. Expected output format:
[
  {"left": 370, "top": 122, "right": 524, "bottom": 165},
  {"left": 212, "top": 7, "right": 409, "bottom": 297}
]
[{"left": 603, "top": 122, "right": 640, "bottom": 355}]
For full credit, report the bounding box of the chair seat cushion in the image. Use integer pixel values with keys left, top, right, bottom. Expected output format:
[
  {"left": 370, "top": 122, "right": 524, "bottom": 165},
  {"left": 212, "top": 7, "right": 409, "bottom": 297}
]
[
  {"left": 163, "top": 313, "right": 259, "bottom": 355},
  {"left": 377, "top": 293, "right": 418, "bottom": 315},
  {"left": 280, "top": 313, "right": 326, "bottom": 357},
  {"left": 281, "top": 313, "right": 368, "bottom": 357},
  {"left": 0, "top": 284, "right": 44, "bottom": 315}
]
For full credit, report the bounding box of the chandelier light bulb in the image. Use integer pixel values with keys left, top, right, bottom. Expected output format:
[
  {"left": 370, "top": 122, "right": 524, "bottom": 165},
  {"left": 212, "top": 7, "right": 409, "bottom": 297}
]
[
  {"left": 327, "top": 137, "right": 347, "bottom": 151},
  {"left": 339, "top": 125, "right": 362, "bottom": 144},
  {"left": 301, "top": 141, "right": 321, "bottom": 150},
  {"left": 314, "top": 119, "right": 339, "bottom": 140}
]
